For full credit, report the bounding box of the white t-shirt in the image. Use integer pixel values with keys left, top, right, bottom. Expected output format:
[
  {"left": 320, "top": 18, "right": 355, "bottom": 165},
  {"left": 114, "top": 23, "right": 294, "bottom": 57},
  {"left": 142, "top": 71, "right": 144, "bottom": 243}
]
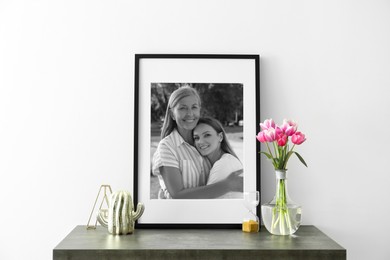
[{"left": 206, "top": 153, "right": 243, "bottom": 199}]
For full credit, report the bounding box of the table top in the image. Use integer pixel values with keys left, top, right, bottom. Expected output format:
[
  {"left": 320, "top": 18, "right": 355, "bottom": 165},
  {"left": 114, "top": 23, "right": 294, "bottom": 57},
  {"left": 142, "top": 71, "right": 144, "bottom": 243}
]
[{"left": 53, "top": 225, "right": 346, "bottom": 260}]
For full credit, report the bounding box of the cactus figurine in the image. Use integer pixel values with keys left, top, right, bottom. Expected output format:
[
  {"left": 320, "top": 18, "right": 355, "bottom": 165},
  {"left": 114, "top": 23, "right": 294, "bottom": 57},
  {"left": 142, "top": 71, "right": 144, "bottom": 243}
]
[{"left": 97, "top": 191, "right": 144, "bottom": 235}]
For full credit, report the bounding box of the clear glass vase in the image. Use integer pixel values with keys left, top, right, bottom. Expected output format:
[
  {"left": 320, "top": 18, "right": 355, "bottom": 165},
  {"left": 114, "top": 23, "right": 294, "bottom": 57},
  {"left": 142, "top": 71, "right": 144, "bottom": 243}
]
[{"left": 261, "top": 170, "right": 302, "bottom": 235}]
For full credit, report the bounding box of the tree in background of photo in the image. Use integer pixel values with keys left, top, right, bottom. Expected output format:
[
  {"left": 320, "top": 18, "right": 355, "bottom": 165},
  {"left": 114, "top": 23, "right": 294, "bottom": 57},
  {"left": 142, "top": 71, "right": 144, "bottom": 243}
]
[{"left": 151, "top": 83, "right": 243, "bottom": 126}]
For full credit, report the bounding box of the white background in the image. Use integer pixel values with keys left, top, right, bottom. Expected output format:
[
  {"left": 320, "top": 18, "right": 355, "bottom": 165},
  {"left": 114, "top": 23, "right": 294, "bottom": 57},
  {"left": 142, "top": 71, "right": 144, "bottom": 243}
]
[{"left": 1, "top": 0, "right": 389, "bottom": 259}]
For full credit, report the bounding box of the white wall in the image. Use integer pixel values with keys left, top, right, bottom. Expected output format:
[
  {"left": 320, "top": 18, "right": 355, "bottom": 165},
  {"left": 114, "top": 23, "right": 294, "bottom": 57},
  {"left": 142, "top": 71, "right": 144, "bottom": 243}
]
[{"left": 1, "top": 0, "right": 389, "bottom": 259}]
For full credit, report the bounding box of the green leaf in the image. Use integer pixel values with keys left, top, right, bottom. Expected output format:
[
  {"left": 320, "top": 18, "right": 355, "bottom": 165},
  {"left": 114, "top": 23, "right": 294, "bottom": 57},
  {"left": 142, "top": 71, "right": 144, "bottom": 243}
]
[
  {"left": 286, "top": 150, "right": 293, "bottom": 160},
  {"left": 260, "top": 152, "right": 277, "bottom": 168},
  {"left": 293, "top": 152, "right": 308, "bottom": 167},
  {"left": 260, "top": 151, "right": 273, "bottom": 160}
]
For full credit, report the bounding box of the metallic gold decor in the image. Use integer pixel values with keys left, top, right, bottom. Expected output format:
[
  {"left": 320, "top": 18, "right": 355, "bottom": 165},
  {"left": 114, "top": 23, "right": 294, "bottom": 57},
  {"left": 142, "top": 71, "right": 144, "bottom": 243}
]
[{"left": 86, "top": 185, "right": 113, "bottom": 230}]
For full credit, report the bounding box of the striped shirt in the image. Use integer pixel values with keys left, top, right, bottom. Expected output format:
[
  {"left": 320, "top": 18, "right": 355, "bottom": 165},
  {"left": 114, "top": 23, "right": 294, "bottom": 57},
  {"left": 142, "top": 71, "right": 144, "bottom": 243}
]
[{"left": 153, "top": 129, "right": 211, "bottom": 199}]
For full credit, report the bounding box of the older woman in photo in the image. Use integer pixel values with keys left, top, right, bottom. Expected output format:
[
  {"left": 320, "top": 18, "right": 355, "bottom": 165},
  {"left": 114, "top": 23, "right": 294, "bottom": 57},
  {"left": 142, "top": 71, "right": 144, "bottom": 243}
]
[
  {"left": 193, "top": 117, "right": 243, "bottom": 199},
  {"left": 152, "top": 86, "right": 243, "bottom": 199}
]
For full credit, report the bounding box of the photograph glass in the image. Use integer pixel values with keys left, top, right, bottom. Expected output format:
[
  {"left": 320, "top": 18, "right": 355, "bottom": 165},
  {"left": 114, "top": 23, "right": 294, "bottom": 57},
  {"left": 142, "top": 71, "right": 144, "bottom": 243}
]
[{"left": 134, "top": 54, "right": 260, "bottom": 227}]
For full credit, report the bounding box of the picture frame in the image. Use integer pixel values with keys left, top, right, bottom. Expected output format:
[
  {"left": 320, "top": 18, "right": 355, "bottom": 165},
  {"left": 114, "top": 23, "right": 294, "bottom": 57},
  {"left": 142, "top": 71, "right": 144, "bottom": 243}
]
[{"left": 133, "top": 54, "right": 260, "bottom": 228}]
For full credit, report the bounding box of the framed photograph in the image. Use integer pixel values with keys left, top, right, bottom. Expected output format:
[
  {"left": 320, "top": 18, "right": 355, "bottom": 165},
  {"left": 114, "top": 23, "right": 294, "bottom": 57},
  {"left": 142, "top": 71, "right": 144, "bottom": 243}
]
[{"left": 134, "top": 54, "right": 260, "bottom": 228}]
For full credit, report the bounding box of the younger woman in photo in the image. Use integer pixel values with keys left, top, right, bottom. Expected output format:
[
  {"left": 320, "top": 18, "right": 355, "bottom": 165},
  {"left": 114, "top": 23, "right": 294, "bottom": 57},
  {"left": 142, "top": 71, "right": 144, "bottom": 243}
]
[{"left": 193, "top": 117, "right": 243, "bottom": 199}]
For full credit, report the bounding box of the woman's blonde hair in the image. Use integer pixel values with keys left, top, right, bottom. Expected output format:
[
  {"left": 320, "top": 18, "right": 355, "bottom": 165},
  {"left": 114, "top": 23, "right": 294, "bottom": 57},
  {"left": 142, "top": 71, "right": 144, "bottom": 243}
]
[
  {"left": 196, "top": 117, "right": 239, "bottom": 160},
  {"left": 161, "top": 86, "right": 201, "bottom": 139}
]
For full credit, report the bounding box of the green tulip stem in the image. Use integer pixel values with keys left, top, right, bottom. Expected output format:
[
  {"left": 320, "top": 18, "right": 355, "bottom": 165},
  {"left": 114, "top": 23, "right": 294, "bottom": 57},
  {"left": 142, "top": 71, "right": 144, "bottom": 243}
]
[
  {"left": 273, "top": 142, "right": 279, "bottom": 158},
  {"left": 282, "top": 144, "right": 296, "bottom": 170},
  {"left": 265, "top": 142, "right": 277, "bottom": 168},
  {"left": 271, "top": 178, "right": 293, "bottom": 235}
]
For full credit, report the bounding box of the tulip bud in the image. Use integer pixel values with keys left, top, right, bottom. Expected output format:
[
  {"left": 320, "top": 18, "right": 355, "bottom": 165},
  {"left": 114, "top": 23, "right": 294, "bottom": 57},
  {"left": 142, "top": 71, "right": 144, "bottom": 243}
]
[
  {"left": 277, "top": 134, "right": 288, "bottom": 147},
  {"left": 256, "top": 132, "right": 267, "bottom": 143},
  {"left": 291, "top": 132, "right": 306, "bottom": 145},
  {"left": 281, "top": 119, "right": 298, "bottom": 136},
  {"left": 260, "top": 119, "right": 275, "bottom": 131},
  {"left": 264, "top": 129, "right": 276, "bottom": 142}
]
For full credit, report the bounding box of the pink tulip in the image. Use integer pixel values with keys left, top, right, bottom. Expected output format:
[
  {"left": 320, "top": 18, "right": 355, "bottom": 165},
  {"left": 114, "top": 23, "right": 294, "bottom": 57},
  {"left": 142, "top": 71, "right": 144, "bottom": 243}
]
[
  {"left": 256, "top": 132, "right": 267, "bottom": 143},
  {"left": 292, "top": 132, "right": 306, "bottom": 145},
  {"left": 277, "top": 134, "right": 288, "bottom": 147},
  {"left": 281, "top": 119, "right": 297, "bottom": 136},
  {"left": 275, "top": 126, "right": 284, "bottom": 139},
  {"left": 264, "top": 128, "right": 276, "bottom": 142},
  {"left": 260, "top": 119, "right": 275, "bottom": 131}
]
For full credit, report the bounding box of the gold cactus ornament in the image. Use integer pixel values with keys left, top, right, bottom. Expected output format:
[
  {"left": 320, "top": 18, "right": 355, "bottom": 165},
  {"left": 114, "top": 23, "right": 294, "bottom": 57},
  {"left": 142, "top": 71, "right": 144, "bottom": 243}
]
[{"left": 97, "top": 191, "right": 144, "bottom": 235}]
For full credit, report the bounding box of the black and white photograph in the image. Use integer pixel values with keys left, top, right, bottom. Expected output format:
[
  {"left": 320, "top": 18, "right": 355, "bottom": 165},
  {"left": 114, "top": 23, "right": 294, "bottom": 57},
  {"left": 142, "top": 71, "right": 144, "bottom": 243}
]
[
  {"left": 133, "top": 54, "right": 260, "bottom": 227},
  {"left": 150, "top": 83, "right": 244, "bottom": 200}
]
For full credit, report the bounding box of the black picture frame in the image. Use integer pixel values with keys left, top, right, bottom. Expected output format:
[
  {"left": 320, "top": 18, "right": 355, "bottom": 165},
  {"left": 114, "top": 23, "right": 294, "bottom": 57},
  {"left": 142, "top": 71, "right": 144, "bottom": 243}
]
[{"left": 134, "top": 54, "right": 260, "bottom": 228}]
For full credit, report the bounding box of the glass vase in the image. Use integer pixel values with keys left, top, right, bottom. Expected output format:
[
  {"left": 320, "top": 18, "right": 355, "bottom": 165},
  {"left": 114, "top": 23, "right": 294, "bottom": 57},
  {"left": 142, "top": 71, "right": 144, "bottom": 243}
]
[{"left": 261, "top": 170, "right": 302, "bottom": 235}]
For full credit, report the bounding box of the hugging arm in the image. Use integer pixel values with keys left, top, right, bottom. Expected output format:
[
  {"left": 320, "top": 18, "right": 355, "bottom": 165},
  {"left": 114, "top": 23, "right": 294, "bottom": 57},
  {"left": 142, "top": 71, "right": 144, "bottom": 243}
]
[
  {"left": 206, "top": 155, "right": 244, "bottom": 187},
  {"left": 159, "top": 166, "right": 243, "bottom": 199}
]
